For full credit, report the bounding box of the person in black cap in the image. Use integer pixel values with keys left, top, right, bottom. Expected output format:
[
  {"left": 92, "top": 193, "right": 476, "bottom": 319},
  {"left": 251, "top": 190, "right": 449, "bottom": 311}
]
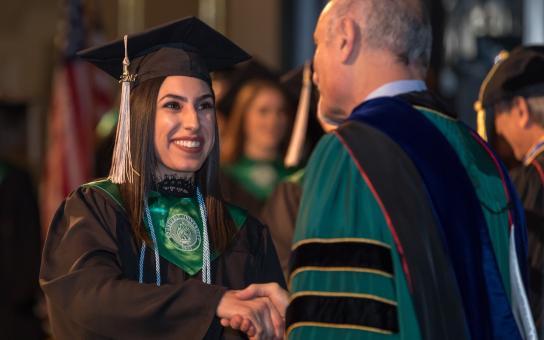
[
  {"left": 476, "top": 46, "right": 544, "bottom": 212},
  {"left": 476, "top": 45, "right": 544, "bottom": 332},
  {"left": 39, "top": 17, "right": 286, "bottom": 340}
]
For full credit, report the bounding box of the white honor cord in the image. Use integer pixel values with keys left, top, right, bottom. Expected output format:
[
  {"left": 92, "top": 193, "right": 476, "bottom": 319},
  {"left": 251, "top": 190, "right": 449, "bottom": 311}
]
[
  {"left": 139, "top": 188, "right": 211, "bottom": 285},
  {"left": 144, "top": 198, "right": 161, "bottom": 286}
]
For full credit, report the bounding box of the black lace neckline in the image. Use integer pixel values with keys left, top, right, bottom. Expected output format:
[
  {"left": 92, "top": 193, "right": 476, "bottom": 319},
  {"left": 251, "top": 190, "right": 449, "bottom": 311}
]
[{"left": 154, "top": 175, "right": 195, "bottom": 197}]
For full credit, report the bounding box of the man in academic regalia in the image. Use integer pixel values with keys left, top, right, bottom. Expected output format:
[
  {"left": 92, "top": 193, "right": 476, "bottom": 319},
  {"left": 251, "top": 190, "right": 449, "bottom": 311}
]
[
  {"left": 286, "top": 0, "right": 536, "bottom": 339},
  {"left": 475, "top": 45, "right": 544, "bottom": 334}
]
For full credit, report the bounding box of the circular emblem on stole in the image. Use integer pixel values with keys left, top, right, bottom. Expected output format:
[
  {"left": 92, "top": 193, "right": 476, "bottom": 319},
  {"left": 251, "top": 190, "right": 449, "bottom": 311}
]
[{"left": 165, "top": 214, "right": 201, "bottom": 251}]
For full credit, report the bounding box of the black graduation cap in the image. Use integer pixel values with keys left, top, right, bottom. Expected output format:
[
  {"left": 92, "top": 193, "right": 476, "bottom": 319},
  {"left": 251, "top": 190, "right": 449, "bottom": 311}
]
[
  {"left": 77, "top": 16, "right": 251, "bottom": 86},
  {"left": 77, "top": 16, "right": 250, "bottom": 184},
  {"left": 475, "top": 46, "right": 544, "bottom": 141},
  {"left": 481, "top": 46, "right": 544, "bottom": 107}
]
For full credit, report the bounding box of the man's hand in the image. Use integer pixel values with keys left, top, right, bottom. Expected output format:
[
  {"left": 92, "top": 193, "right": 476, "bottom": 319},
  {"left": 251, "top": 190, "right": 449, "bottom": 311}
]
[
  {"left": 216, "top": 290, "right": 283, "bottom": 340},
  {"left": 236, "top": 283, "right": 288, "bottom": 319}
]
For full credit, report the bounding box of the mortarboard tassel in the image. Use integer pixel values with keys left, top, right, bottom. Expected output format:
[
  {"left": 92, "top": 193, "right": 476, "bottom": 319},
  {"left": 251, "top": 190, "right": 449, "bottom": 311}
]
[
  {"left": 284, "top": 62, "right": 312, "bottom": 168},
  {"left": 110, "top": 35, "right": 137, "bottom": 184},
  {"left": 474, "top": 101, "right": 488, "bottom": 142},
  {"left": 474, "top": 50, "right": 510, "bottom": 142}
]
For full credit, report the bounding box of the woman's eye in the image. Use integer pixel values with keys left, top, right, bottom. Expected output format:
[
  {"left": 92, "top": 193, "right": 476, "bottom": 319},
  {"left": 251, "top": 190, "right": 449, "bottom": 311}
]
[
  {"left": 164, "top": 102, "right": 181, "bottom": 110},
  {"left": 198, "top": 101, "right": 214, "bottom": 111},
  {"left": 258, "top": 107, "right": 271, "bottom": 116}
]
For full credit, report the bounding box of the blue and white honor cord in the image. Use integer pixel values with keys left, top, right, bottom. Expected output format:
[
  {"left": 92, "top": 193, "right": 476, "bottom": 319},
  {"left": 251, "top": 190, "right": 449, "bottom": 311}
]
[
  {"left": 138, "top": 186, "right": 211, "bottom": 286},
  {"left": 196, "top": 187, "right": 211, "bottom": 284}
]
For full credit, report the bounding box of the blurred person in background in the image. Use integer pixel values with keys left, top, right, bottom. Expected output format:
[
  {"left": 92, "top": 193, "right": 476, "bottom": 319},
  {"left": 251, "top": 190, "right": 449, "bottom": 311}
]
[
  {"left": 213, "top": 60, "right": 278, "bottom": 148},
  {"left": 476, "top": 45, "right": 544, "bottom": 333},
  {"left": 260, "top": 64, "right": 324, "bottom": 281},
  {"left": 40, "top": 17, "right": 287, "bottom": 340},
  {"left": 221, "top": 78, "right": 296, "bottom": 216},
  {"left": 0, "top": 160, "right": 44, "bottom": 339}
]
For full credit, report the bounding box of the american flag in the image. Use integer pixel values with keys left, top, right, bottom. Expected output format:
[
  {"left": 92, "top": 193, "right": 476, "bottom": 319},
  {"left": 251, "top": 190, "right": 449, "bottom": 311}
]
[{"left": 41, "top": 0, "right": 113, "bottom": 236}]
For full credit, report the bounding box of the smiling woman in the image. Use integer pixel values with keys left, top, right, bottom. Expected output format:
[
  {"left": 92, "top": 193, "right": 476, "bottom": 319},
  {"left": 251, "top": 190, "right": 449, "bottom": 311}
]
[
  {"left": 39, "top": 17, "right": 286, "bottom": 340},
  {"left": 154, "top": 77, "right": 216, "bottom": 178}
]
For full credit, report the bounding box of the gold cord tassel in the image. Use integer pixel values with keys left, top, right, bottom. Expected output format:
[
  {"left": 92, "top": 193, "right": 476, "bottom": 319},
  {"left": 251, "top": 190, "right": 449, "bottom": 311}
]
[
  {"left": 475, "top": 101, "right": 488, "bottom": 141},
  {"left": 109, "top": 35, "right": 137, "bottom": 183},
  {"left": 284, "top": 62, "right": 312, "bottom": 168},
  {"left": 474, "top": 50, "right": 510, "bottom": 142}
]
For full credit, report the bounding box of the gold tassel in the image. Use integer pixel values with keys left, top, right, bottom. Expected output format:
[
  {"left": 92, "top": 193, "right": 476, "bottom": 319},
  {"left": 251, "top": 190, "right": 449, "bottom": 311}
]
[
  {"left": 474, "top": 50, "right": 510, "bottom": 142},
  {"left": 284, "top": 62, "right": 312, "bottom": 168},
  {"left": 474, "top": 101, "right": 488, "bottom": 141},
  {"left": 109, "top": 35, "right": 137, "bottom": 184}
]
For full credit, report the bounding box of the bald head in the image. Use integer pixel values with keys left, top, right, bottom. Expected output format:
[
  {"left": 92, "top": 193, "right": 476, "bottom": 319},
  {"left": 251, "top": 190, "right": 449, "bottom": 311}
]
[
  {"left": 326, "top": 0, "right": 432, "bottom": 74},
  {"left": 311, "top": 0, "right": 432, "bottom": 122}
]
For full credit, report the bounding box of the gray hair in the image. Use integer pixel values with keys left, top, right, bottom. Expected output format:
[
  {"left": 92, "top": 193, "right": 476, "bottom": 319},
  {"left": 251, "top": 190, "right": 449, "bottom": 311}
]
[
  {"left": 527, "top": 96, "right": 544, "bottom": 127},
  {"left": 330, "top": 0, "right": 432, "bottom": 71}
]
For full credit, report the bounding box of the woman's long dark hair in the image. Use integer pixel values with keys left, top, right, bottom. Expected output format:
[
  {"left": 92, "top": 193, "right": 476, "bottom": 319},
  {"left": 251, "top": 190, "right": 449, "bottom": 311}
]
[{"left": 120, "top": 77, "right": 237, "bottom": 251}]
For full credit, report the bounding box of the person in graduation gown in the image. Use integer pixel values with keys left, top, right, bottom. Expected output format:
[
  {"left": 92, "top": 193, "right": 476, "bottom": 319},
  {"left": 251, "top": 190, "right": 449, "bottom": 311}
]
[
  {"left": 261, "top": 81, "right": 454, "bottom": 282},
  {"left": 287, "top": 1, "right": 535, "bottom": 339},
  {"left": 39, "top": 17, "right": 287, "bottom": 340},
  {"left": 260, "top": 64, "right": 330, "bottom": 280},
  {"left": 221, "top": 78, "right": 296, "bottom": 216},
  {"left": 475, "top": 45, "right": 544, "bottom": 333}
]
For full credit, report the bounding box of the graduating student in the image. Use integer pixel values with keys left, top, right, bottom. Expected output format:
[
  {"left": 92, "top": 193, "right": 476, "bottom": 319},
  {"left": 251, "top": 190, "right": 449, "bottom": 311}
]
[
  {"left": 476, "top": 45, "right": 544, "bottom": 332},
  {"left": 287, "top": 1, "right": 535, "bottom": 339},
  {"left": 40, "top": 17, "right": 286, "bottom": 340},
  {"left": 476, "top": 46, "right": 544, "bottom": 218}
]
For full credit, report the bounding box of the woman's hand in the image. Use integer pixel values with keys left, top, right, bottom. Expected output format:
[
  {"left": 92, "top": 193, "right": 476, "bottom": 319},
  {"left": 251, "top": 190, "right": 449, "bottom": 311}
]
[{"left": 216, "top": 289, "right": 284, "bottom": 340}]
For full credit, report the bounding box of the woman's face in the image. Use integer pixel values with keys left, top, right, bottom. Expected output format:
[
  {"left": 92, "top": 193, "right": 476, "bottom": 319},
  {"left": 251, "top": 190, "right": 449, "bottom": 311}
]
[
  {"left": 244, "top": 87, "right": 288, "bottom": 154},
  {"left": 154, "top": 76, "right": 215, "bottom": 177}
]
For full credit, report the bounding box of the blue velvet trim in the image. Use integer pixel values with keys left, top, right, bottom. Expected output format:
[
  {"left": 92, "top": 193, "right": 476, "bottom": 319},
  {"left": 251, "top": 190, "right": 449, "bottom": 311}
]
[
  {"left": 348, "top": 97, "right": 521, "bottom": 339},
  {"left": 469, "top": 128, "right": 528, "bottom": 287}
]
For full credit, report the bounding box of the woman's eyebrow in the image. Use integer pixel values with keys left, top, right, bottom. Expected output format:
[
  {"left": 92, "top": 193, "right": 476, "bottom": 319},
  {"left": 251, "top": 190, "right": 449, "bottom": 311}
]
[
  {"left": 196, "top": 93, "right": 214, "bottom": 102},
  {"left": 158, "top": 93, "right": 213, "bottom": 102},
  {"left": 159, "top": 94, "right": 187, "bottom": 102}
]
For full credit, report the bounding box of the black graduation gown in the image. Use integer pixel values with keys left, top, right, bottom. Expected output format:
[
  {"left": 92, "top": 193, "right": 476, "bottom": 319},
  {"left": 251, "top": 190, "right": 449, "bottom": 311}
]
[
  {"left": 40, "top": 185, "right": 285, "bottom": 340},
  {"left": 511, "top": 152, "right": 544, "bottom": 214},
  {"left": 511, "top": 151, "right": 544, "bottom": 329},
  {"left": 220, "top": 171, "right": 264, "bottom": 218},
  {"left": 260, "top": 180, "right": 301, "bottom": 281}
]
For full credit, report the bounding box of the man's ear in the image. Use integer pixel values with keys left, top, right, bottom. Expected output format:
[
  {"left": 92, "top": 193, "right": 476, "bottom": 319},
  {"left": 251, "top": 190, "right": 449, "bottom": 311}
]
[
  {"left": 338, "top": 17, "right": 357, "bottom": 64},
  {"left": 514, "top": 96, "right": 531, "bottom": 128}
]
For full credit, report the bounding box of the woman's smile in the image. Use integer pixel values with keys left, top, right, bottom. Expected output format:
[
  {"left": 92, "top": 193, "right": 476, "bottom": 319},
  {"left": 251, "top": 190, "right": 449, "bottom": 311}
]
[{"left": 171, "top": 136, "right": 205, "bottom": 154}]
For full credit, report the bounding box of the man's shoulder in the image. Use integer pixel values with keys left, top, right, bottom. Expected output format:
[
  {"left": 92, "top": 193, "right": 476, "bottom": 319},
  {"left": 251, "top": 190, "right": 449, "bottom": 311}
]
[{"left": 305, "top": 122, "right": 406, "bottom": 176}]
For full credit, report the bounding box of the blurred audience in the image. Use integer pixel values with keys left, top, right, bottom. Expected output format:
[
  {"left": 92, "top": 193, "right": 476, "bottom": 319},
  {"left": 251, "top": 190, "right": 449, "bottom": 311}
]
[
  {"left": 260, "top": 65, "right": 323, "bottom": 280},
  {"left": 221, "top": 78, "right": 296, "bottom": 216}
]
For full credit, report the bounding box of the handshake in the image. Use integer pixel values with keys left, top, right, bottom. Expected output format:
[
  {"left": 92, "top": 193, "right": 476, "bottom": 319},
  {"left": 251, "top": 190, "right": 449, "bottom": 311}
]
[{"left": 216, "top": 282, "right": 288, "bottom": 340}]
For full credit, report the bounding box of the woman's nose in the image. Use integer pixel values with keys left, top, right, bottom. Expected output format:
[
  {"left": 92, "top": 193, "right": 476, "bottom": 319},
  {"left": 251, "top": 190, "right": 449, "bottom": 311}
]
[{"left": 182, "top": 105, "right": 200, "bottom": 131}]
